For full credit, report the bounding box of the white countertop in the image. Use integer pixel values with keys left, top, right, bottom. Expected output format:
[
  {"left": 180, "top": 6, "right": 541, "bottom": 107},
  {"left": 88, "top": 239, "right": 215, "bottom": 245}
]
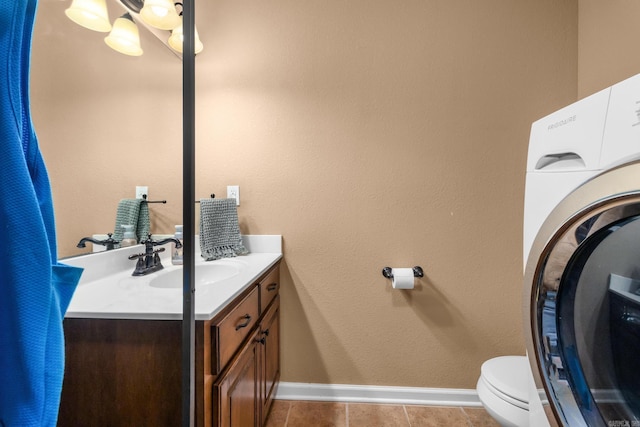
[{"left": 63, "top": 235, "right": 282, "bottom": 321}]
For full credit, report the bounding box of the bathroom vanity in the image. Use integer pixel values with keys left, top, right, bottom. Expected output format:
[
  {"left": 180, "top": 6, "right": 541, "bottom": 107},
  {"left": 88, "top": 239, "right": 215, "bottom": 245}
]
[{"left": 57, "top": 236, "right": 282, "bottom": 427}]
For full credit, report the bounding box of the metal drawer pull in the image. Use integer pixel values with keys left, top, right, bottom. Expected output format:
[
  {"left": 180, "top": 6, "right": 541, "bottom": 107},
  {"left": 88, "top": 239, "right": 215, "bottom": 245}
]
[
  {"left": 255, "top": 328, "right": 270, "bottom": 345},
  {"left": 235, "top": 314, "right": 252, "bottom": 330},
  {"left": 267, "top": 283, "right": 278, "bottom": 291}
]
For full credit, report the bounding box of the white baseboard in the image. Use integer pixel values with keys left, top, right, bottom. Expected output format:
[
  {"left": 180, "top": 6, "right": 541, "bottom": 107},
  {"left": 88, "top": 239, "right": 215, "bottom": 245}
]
[{"left": 274, "top": 382, "right": 482, "bottom": 407}]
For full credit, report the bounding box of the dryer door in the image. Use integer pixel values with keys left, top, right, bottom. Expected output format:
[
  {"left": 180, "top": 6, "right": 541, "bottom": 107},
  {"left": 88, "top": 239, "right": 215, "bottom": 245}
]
[{"left": 524, "top": 161, "right": 640, "bottom": 427}]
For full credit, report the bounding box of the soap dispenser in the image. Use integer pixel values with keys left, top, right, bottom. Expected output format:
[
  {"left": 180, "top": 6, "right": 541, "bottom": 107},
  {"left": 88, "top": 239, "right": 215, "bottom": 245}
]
[
  {"left": 120, "top": 225, "right": 137, "bottom": 247},
  {"left": 172, "top": 225, "right": 184, "bottom": 265}
]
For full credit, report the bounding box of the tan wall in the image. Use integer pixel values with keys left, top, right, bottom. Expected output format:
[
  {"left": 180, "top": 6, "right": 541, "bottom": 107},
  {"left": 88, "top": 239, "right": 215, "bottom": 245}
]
[
  {"left": 32, "top": 0, "right": 578, "bottom": 389},
  {"left": 578, "top": 0, "right": 640, "bottom": 97}
]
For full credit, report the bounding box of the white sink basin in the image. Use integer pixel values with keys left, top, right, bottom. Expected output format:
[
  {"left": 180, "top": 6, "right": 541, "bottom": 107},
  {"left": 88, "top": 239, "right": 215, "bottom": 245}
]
[
  {"left": 63, "top": 235, "right": 282, "bottom": 320},
  {"left": 149, "top": 263, "right": 242, "bottom": 289}
]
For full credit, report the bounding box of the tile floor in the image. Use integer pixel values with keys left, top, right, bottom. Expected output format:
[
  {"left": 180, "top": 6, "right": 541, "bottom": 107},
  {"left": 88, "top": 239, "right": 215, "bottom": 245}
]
[{"left": 265, "top": 400, "right": 500, "bottom": 427}]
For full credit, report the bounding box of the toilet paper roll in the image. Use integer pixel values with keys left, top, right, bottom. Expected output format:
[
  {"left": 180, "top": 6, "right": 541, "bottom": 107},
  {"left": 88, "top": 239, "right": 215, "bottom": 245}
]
[{"left": 391, "top": 268, "right": 414, "bottom": 289}]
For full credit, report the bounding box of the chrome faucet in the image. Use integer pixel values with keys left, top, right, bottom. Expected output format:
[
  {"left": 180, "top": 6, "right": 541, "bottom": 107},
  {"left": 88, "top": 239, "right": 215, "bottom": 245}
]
[
  {"left": 128, "top": 235, "right": 182, "bottom": 276},
  {"left": 77, "top": 233, "right": 120, "bottom": 251}
]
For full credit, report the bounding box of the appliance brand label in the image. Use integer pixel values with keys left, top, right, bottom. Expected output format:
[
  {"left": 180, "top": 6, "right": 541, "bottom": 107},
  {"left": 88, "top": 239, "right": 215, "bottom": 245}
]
[{"left": 548, "top": 115, "right": 576, "bottom": 131}]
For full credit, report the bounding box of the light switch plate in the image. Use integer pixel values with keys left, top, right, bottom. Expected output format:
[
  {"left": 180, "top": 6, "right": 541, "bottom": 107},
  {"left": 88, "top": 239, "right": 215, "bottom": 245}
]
[{"left": 227, "top": 185, "right": 240, "bottom": 206}]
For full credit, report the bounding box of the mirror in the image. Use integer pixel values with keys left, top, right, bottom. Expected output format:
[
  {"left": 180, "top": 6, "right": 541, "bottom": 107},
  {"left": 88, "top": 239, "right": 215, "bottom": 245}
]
[{"left": 32, "top": 0, "right": 186, "bottom": 258}]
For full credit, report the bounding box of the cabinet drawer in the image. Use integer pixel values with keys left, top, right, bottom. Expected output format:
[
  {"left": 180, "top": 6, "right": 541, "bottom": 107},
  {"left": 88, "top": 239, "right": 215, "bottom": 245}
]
[
  {"left": 212, "top": 285, "right": 259, "bottom": 374},
  {"left": 259, "top": 265, "right": 280, "bottom": 314}
]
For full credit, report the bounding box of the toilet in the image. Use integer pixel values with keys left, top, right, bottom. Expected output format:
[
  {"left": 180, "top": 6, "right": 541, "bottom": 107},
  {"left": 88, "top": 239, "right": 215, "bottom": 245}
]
[{"left": 476, "top": 356, "right": 529, "bottom": 427}]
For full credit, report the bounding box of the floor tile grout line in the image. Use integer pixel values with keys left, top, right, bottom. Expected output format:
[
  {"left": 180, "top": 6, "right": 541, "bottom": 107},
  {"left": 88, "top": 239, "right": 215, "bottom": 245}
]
[
  {"left": 458, "top": 406, "right": 474, "bottom": 427},
  {"left": 402, "top": 404, "right": 412, "bottom": 427},
  {"left": 283, "top": 400, "right": 291, "bottom": 427},
  {"left": 345, "top": 402, "right": 349, "bottom": 427}
]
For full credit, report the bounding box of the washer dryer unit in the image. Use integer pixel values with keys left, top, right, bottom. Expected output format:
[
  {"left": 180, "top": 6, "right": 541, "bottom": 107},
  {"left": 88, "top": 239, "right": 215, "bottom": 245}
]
[{"left": 524, "top": 73, "right": 640, "bottom": 426}]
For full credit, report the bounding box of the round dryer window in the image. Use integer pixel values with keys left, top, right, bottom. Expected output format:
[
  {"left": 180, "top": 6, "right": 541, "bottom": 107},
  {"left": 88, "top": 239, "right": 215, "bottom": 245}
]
[{"left": 524, "top": 160, "right": 640, "bottom": 427}]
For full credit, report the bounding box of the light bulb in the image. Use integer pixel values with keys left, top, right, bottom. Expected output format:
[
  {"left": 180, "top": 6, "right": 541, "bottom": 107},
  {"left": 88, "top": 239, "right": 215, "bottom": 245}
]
[
  {"left": 168, "top": 22, "right": 204, "bottom": 54},
  {"left": 140, "top": 0, "right": 181, "bottom": 30},
  {"left": 65, "top": 0, "right": 112, "bottom": 32},
  {"left": 104, "top": 13, "right": 143, "bottom": 56}
]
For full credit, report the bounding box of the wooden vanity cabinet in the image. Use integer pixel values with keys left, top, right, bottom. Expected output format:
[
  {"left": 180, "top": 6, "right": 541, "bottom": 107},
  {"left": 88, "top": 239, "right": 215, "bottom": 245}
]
[
  {"left": 258, "top": 296, "right": 280, "bottom": 425},
  {"left": 259, "top": 266, "right": 280, "bottom": 313},
  {"left": 213, "top": 266, "right": 281, "bottom": 427},
  {"left": 59, "top": 262, "right": 280, "bottom": 427},
  {"left": 214, "top": 327, "right": 260, "bottom": 427},
  {"left": 212, "top": 285, "right": 260, "bottom": 375}
]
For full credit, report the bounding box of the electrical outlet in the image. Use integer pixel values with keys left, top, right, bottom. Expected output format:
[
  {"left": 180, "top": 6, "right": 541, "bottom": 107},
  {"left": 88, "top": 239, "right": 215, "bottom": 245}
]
[
  {"left": 227, "top": 185, "right": 240, "bottom": 206},
  {"left": 135, "top": 186, "right": 148, "bottom": 199}
]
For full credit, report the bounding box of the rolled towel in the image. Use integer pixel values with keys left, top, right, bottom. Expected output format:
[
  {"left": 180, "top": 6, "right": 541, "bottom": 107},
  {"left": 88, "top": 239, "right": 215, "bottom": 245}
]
[
  {"left": 113, "top": 199, "right": 151, "bottom": 244},
  {"left": 199, "top": 198, "right": 249, "bottom": 260}
]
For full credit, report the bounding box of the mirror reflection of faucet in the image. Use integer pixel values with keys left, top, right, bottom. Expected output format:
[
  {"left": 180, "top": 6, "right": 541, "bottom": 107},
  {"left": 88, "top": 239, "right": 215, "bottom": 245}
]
[
  {"left": 76, "top": 233, "right": 120, "bottom": 251},
  {"left": 128, "top": 235, "right": 183, "bottom": 276}
]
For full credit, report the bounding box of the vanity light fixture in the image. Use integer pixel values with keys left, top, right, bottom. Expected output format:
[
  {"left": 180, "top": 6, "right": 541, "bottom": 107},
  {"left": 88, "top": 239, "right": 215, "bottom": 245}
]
[
  {"left": 65, "top": 0, "right": 203, "bottom": 58},
  {"left": 104, "top": 13, "right": 143, "bottom": 56},
  {"left": 65, "top": 0, "right": 112, "bottom": 32},
  {"left": 168, "top": 2, "right": 203, "bottom": 54},
  {"left": 139, "top": 0, "right": 182, "bottom": 30},
  {"left": 168, "top": 22, "right": 203, "bottom": 54}
]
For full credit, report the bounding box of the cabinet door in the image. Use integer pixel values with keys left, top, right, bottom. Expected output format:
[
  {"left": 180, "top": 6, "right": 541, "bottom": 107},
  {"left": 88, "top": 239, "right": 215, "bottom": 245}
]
[
  {"left": 60, "top": 319, "right": 183, "bottom": 427},
  {"left": 214, "top": 329, "right": 259, "bottom": 427},
  {"left": 259, "top": 296, "right": 280, "bottom": 425}
]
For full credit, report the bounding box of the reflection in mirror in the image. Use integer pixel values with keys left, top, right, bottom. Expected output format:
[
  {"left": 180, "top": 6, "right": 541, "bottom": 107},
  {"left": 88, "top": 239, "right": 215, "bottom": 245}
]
[
  {"left": 32, "top": 0, "right": 185, "bottom": 258},
  {"left": 534, "top": 200, "right": 640, "bottom": 425}
]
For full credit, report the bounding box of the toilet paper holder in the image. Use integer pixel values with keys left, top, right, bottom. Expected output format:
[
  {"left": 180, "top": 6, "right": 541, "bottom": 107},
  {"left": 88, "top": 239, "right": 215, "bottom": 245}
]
[{"left": 382, "top": 266, "right": 424, "bottom": 279}]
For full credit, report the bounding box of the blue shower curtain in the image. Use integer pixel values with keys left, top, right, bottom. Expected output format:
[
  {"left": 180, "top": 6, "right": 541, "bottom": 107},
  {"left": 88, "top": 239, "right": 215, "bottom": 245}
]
[{"left": 0, "top": 1, "right": 83, "bottom": 425}]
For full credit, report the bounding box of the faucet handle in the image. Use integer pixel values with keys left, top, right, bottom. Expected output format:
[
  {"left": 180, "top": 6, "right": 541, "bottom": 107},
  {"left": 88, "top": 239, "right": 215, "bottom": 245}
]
[
  {"left": 100, "top": 233, "right": 120, "bottom": 251},
  {"left": 141, "top": 235, "right": 159, "bottom": 253}
]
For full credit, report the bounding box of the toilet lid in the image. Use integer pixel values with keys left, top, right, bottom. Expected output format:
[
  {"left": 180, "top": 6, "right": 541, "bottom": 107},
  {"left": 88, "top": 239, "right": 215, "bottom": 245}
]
[{"left": 481, "top": 356, "right": 529, "bottom": 405}]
